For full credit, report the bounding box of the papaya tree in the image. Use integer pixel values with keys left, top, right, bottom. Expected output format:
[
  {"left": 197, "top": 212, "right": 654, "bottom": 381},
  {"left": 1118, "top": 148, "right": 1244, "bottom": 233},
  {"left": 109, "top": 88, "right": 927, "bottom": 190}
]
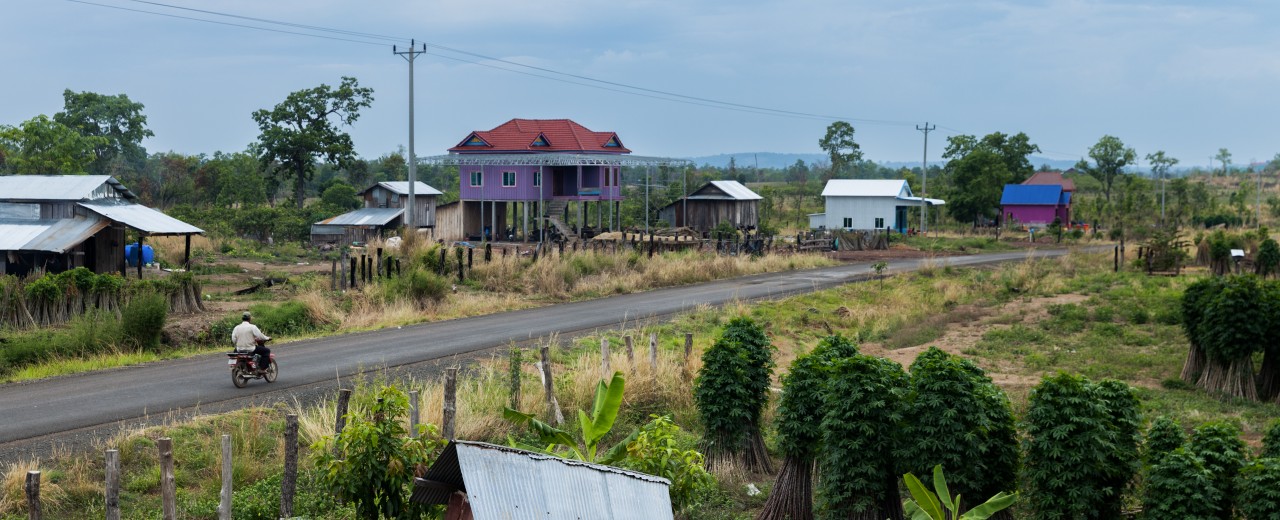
[
  {"left": 757, "top": 335, "right": 858, "bottom": 520},
  {"left": 695, "top": 316, "right": 776, "bottom": 473}
]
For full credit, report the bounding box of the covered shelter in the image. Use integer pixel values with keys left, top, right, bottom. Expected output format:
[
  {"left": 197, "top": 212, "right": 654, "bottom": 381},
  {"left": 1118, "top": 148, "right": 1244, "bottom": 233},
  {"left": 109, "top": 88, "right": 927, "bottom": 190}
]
[
  {"left": 657, "top": 180, "right": 761, "bottom": 232},
  {"left": 0, "top": 175, "right": 203, "bottom": 276},
  {"left": 810, "top": 179, "right": 944, "bottom": 233},
  {"left": 410, "top": 441, "right": 674, "bottom": 520},
  {"left": 311, "top": 180, "right": 443, "bottom": 246}
]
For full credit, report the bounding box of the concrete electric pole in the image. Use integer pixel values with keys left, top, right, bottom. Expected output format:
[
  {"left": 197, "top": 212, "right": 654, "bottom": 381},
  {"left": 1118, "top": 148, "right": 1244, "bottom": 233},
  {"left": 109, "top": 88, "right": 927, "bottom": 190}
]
[
  {"left": 916, "top": 122, "right": 935, "bottom": 235},
  {"left": 394, "top": 40, "right": 427, "bottom": 231}
]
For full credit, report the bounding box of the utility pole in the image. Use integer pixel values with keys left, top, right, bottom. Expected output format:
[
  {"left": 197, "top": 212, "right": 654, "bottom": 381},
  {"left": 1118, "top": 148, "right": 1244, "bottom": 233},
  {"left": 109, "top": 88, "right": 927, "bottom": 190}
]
[
  {"left": 1258, "top": 158, "right": 1263, "bottom": 228},
  {"left": 394, "top": 40, "right": 427, "bottom": 231},
  {"left": 916, "top": 122, "right": 935, "bottom": 235}
]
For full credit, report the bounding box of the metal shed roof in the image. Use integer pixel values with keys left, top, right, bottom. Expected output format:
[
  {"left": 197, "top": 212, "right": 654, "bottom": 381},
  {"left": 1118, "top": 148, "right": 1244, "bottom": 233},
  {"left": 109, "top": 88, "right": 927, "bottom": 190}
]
[
  {"left": 0, "top": 217, "right": 109, "bottom": 253},
  {"left": 0, "top": 175, "right": 136, "bottom": 201},
  {"left": 699, "top": 180, "right": 762, "bottom": 200},
  {"left": 318, "top": 207, "right": 404, "bottom": 227},
  {"left": 1000, "top": 184, "right": 1063, "bottom": 206},
  {"left": 360, "top": 181, "right": 444, "bottom": 197},
  {"left": 821, "top": 179, "right": 910, "bottom": 198},
  {"left": 78, "top": 200, "right": 204, "bottom": 235},
  {"left": 411, "top": 441, "right": 673, "bottom": 520}
]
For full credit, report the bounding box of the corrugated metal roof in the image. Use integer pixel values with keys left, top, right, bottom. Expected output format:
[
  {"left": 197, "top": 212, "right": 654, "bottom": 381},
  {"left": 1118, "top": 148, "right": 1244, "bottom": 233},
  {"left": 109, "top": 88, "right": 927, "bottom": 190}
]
[
  {"left": 821, "top": 179, "right": 910, "bottom": 198},
  {"left": 78, "top": 200, "right": 204, "bottom": 235},
  {"left": 318, "top": 207, "right": 404, "bottom": 227},
  {"left": 412, "top": 441, "right": 673, "bottom": 520},
  {"left": 1060, "top": 191, "right": 1072, "bottom": 205},
  {"left": 362, "top": 181, "right": 444, "bottom": 197},
  {"left": 0, "top": 175, "right": 134, "bottom": 201},
  {"left": 705, "top": 180, "right": 762, "bottom": 200},
  {"left": 0, "top": 217, "right": 108, "bottom": 253},
  {"left": 898, "top": 196, "right": 947, "bottom": 206},
  {"left": 1000, "top": 184, "right": 1062, "bottom": 206}
]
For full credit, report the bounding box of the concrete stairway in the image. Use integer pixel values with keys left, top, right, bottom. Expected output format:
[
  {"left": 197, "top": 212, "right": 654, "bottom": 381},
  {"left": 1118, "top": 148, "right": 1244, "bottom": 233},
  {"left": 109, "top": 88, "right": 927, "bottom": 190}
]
[{"left": 544, "top": 199, "right": 577, "bottom": 241}]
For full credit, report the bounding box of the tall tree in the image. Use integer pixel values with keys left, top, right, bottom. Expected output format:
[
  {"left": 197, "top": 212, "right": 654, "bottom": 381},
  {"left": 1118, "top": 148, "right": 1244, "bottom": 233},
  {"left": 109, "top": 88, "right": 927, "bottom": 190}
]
[
  {"left": 54, "top": 90, "right": 153, "bottom": 174},
  {"left": 1215, "top": 148, "right": 1232, "bottom": 176},
  {"left": 1146, "top": 150, "right": 1179, "bottom": 223},
  {"left": 252, "top": 76, "right": 374, "bottom": 208},
  {"left": 0, "top": 115, "right": 108, "bottom": 174},
  {"left": 818, "top": 121, "right": 863, "bottom": 181},
  {"left": 1075, "top": 135, "right": 1137, "bottom": 226}
]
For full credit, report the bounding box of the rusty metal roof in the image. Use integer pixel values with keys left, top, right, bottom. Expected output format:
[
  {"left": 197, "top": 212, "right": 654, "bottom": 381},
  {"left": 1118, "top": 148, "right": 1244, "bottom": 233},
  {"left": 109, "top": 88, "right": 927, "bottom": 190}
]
[
  {"left": 318, "top": 207, "right": 404, "bottom": 227},
  {"left": 411, "top": 441, "right": 673, "bottom": 520},
  {"left": 0, "top": 175, "right": 136, "bottom": 201},
  {"left": 0, "top": 217, "right": 109, "bottom": 253},
  {"left": 78, "top": 200, "right": 203, "bottom": 235}
]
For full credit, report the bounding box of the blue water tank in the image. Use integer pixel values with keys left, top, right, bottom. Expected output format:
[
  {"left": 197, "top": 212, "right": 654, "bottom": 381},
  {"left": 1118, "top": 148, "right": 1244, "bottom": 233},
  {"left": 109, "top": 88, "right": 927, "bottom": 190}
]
[{"left": 124, "top": 243, "right": 155, "bottom": 267}]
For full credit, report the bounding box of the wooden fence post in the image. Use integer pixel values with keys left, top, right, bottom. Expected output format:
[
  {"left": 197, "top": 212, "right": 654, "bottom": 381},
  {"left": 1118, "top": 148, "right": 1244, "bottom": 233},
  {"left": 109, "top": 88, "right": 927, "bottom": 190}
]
[
  {"left": 219, "top": 435, "right": 232, "bottom": 520},
  {"left": 649, "top": 332, "right": 658, "bottom": 372},
  {"left": 25, "top": 471, "right": 41, "bottom": 520},
  {"left": 158, "top": 438, "right": 176, "bottom": 520},
  {"left": 540, "top": 346, "right": 564, "bottom": 425},
  {"left": 601, "top": 338, "right": 611, "bottom": 379},
  {"left": 105, "top": 449, "right": 120, "bottom": 520},
  {"left": 625, "top": 335, "right": 635, "bottom": 373},
  {"left": 509, "top": 347, "right": 522, "bottom": 410},
  {"left": 349, "top": 257, "right": 356, "bottom": 289},
  {"left": 683, "top": 332, "right": 694, "bottom": 381},
  {"left": 334, "top": 388, "right": 351, "bottom": 456},
  {"left": 443, "top": 368, "right": 458, "bottom": 440},
  {"left": 281, "top": 414, "right": 298, "bottom": 519},
  {"left": 340, "top": 250, "right": 348, "bottom": 291},
  {"left": 330, "top": 259, "right": 337, "bottom": 291},
  {"left": 409, "top": 390, "right": 420, "bottom": 438}
]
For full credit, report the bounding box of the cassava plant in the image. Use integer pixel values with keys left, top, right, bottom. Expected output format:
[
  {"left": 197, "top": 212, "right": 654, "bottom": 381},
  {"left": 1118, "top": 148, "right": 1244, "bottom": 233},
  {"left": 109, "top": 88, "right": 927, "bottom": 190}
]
[
  {"left": 694, "top": 316, "right": 776, "bottom": 473},
  {"left": 1141, "top": 447, "right": 1220, "bottom": 520},
  {"left": 1254, "top": 281, "right": 1280, "bottom": 400},
  {"left": 757, "top": 335, "right": 859, "bottom": 520},
  {"left": 1195, "top": 275, "right": 1267, "bottom": 400},
  {"left": 1094, "top": 379, "right": 1142, "bottom": 519},
  {"left": 1144, "top": 416, "right": 1185, "bottom": 466},
  {"left": 1256, "top": 238, "right": 1280, "bottom": 278},
  {"left": 817, "top": 354, "right": 908, "bottom": 520},
  {"left": 1189, "top": 421, "right": 1247, "bottom": 520},
  {"left": 898, "top": 347, "right": 1019, "bottom": 520},
  {"left": 1261, "top": 419, "right": 1280, "bottom": 459},
  {"left": 1236, "top": 458, "right": 1280, "bottom": 520},
  {"left": 1178, "top": 277, "right": 1219, "bottom": 384}
]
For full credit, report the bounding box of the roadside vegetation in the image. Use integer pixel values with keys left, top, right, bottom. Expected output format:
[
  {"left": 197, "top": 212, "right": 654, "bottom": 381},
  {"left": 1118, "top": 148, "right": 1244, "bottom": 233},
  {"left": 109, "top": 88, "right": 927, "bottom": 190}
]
[{"left": 13, "top": 248, "right": 1280, "bottom": 518}]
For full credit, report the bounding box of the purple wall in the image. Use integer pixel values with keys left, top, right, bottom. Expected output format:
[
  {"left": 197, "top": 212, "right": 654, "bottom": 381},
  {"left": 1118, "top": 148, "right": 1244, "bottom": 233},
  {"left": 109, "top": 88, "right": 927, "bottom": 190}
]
[
  {"left": 459, "top": 164, "right": 622, "bottom": 201},
  {"left": 1002, "top": 205, "right": 1058, "bottom": 225}
]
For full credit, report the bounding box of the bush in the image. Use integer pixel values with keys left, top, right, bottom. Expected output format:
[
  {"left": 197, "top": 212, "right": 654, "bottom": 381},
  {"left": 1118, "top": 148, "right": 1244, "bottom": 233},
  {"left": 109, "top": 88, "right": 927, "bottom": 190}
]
[
  {"left": 387, "top": 269, "right": 450, "bottom": 308},
  {"left": 1142, "top": 447, "right": 1220, "bottom": 520},
  {"left": 1189, "top": 421, "right": 1247, "bottom": 520},
  {"left": 1095, "top": 380, "right": 1143, "bottom": 517},
  {"left": 1262, "top": 419, "right": 1280, "bottom": 459},
  {"left": 817, "top": 354, "right": 908, "bottom": 519},
  {"left": 245, "top": 300, "right": 322, "bottom": 337},
  {"left": 121, "top": 291, "right": 167, "bottom": 351},
  {"left": 1257, "top": 238, "right": 1280, "bottom": 277},
  {"left": 618, "top": 415, "right": 715, "bottom": 512},
  {"left": 1145, "top": 416, "right": 1185, "bottom": 465},
  {"left": 1237, "top": 458, "right": 1280, "bottom": 520},
  {"left": 694, "top": 316, "right": 775, "bottom": 472}
]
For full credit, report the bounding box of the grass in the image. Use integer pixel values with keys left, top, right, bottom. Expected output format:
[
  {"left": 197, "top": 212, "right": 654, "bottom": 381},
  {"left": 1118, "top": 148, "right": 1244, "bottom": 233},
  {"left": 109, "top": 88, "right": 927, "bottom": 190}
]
[{"left": 13, "top": 250, "right": 1280, "bottom": 519}]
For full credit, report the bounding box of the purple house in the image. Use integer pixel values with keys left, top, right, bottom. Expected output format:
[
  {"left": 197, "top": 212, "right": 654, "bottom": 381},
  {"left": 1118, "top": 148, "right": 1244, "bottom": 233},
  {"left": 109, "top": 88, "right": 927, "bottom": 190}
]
[
  {"left": 1000, "top": 184, "right": 1071, "bottom": 227},
  {"left": 444, "top": 119, "right": 627, "bottom": 241}
]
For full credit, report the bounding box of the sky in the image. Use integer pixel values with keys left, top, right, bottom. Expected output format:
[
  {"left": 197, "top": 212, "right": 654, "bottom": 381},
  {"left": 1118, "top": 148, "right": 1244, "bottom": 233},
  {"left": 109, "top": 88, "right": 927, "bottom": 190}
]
[{"left": 2, "top": 0, "right": 1277, "bottom": 169}]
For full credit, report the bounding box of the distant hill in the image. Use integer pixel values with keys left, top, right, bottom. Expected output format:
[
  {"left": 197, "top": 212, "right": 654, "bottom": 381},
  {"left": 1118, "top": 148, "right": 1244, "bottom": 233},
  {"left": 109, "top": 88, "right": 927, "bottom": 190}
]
[{"left": 688, "top": 153, "right": 1080, "bottom": 171}]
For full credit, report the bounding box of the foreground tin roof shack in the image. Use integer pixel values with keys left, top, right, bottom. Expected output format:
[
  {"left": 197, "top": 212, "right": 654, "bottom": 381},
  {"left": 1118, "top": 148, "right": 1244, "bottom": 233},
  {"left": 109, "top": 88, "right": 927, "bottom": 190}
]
[{"left": 411, "top": 441, "right": 674, "bottom": 520}]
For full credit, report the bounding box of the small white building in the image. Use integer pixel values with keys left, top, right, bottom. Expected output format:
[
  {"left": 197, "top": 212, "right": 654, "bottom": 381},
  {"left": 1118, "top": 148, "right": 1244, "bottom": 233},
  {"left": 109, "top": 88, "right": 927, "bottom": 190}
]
[{"left": 809, "top": 179, "right": 944, "bottom": 233}]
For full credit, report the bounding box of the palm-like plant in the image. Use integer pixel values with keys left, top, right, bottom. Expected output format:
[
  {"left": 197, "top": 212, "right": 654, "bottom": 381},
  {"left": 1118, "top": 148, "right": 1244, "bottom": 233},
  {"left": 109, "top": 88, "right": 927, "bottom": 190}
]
[{"left": 903, "top": 465, "right": 1017, "bottom": 520}]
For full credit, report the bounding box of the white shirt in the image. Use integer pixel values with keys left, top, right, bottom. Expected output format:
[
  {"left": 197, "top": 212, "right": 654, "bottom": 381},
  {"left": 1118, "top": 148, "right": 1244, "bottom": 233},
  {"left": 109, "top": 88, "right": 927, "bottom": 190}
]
[{"left": 231, "top": 321, "right": 269, "bottom": 352}]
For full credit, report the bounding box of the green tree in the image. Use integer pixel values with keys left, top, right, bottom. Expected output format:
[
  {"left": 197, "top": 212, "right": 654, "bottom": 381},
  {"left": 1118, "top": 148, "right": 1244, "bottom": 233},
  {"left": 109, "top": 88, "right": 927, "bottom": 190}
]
[
  {"left": 1195, "top": 275, "right": 1268, "bottom": 399},
  {"left": 1237, "top": 458, "right": 1280, "bottom": 520},
  {"left": 1145, "top": 151, "right": 1179, "bottom": 224},
  {"left": 0, "top": 115, "right": 108, "bottom": 174},
  {"left": 54, "top": 89, "right": 153, "bottom": 174},
  {"left": 312, "top": 385, "right": 445, "bottom": 520},
  {"left": 1189, "top": 421, "right": 1247, "bottom": 519},
  {"left": 1142, "top": 447, "right": 1220, "bottom": 520},
  {"left": 1094, "top": 380, "right": 1142, "bottom": 518},
  {"left": 941, "top": 132, "right": 1040, "bottom": 226},
  {"left": 1144, "top": 416, "right": 1186, "bottom": 465},
  {"left": 1215, "top": 148, "right": 1232, "bottom": 176},
  {"left": 695, "top": 316, "right": 776, "bottom": 473},
  {"left": 1075, "top": 135, "right": 1137, "bottom": 217},
  {"left": 1262, "top": 419, "right": 1280, "bottom": 459},
  {"left": 321, "top": 181, "right": 361, "bottom": 210},
  {"left": 252, "top": 76, "right": 374, "bottom": 208},
  {"left": 818, "top": 121, "right": 863, "bottom": 181}
]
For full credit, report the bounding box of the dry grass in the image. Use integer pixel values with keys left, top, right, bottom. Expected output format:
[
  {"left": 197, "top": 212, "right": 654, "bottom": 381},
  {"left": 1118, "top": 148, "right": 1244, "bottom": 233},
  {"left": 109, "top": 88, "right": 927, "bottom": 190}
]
[
  {"left": 0, "top": 458, "right": 68, "bottom": 516},
  {"left": 148, "top": 235, "right": 217, "bottom": 266}
]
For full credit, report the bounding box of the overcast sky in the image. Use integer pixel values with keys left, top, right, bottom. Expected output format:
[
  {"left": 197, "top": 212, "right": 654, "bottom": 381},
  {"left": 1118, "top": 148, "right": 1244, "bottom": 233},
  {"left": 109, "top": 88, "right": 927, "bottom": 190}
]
[{"left": 2, "top": 0, "right": 1276, "bottom": 168}]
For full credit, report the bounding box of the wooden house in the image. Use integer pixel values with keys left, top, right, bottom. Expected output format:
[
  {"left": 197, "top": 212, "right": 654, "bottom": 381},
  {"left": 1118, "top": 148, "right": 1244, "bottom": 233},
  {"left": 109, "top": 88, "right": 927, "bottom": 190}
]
[
  {"left": 1000, "top": 184, "right": 1071, "bottom": 227},
  {"left": 0, "top": 175, "right": 203, "bottom": 276},
  {"left": 809, "top": 179, "right": 944, "bottom": 233},
  {"left": 311, "top": 181, "right": 442, "bottom": 246},
  {"left": 657, "top": 180, "right": 761, "bottom": 231}
]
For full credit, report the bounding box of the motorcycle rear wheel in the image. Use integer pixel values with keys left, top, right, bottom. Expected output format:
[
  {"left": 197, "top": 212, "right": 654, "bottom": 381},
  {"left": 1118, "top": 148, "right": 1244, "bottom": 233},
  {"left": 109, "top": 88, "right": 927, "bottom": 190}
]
[
  {"left": 263, "top": 360, "right": 278, "bottom": 383},
  {"left": 231, "top": 367, "right": 249, "bottom": 388}
]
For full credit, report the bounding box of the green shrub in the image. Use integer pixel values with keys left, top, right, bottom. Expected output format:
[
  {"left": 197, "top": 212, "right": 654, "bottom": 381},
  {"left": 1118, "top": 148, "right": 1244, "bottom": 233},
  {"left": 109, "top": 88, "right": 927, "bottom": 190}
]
[
  {"left": 817, "top": 354, "right": 908, "bottom": 520},
  {"left": 618, "top": 415, "right": 716, "bottom": 512},
  {"left": 1095, "top": 379, "right": 1142, "bottom": 517},
  {"left": 245, "top": 300, "right": 320, "bottom": 337},
  {"left": 694, "top": 316, "right": 775, "bottom": 471},
  {"left": 1145, "top": 416, "right": 1185, "bottom": 465},
  {"left": 391, "top": 269, "right": 450, "bottom": 308},
  {"left": 1189, "top": 421, "right": 1247, "bottom": 520},
  {"left": 1262, "top": 420, "right": 1280, "bottom": 459},
  {"left": 1257, "top": 238, "right": 1280, "bottom": 277},
  {"left": 1142, "top": 447, "right": 1220, "bottom": 520},
  {"left": 121, "top": 291, "right": 167, "bottom": 351},
  {"left": 1196, "top": 275, "right": 1271, "bottom": 399},
  {"left": 1237, "top": 458, "right": 1280, "bottom": 520}
]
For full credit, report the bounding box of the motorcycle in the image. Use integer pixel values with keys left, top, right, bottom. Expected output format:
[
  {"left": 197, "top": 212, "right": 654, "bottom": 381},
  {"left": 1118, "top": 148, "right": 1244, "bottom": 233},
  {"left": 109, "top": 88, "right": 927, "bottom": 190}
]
[{"left": 227, "top": 339, "right": 277, "bottom": 388}]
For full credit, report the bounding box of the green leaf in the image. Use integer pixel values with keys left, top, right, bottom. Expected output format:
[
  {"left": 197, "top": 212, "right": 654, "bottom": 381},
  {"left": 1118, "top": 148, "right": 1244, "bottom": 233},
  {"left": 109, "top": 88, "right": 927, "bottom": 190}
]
[
  {"left": 961, "top": 491, "right": 1017, "bottom": 519},
  {"left": 903, "top": 472, "right": 945, "bottom": 520},
  {"left": 600, "top": 428, "right": 641, "bottom": 465},
  {"left": 904, "top": 499, "right": 935, "bottom": 520},
  {"left": 931, "top": 464, "right": 953, "bottom": 512},
  {"left": 588, "top": 372, "right": 626, "bottom": 446},
  {"left": 504, "top": 407, "right": 579, "bottom": 456}
]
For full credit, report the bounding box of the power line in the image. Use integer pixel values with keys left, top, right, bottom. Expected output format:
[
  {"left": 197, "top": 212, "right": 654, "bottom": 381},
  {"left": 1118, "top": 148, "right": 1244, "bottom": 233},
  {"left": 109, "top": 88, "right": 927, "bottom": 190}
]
[{"left": 67, "top": 0, "right": 387, "bottom": 47}]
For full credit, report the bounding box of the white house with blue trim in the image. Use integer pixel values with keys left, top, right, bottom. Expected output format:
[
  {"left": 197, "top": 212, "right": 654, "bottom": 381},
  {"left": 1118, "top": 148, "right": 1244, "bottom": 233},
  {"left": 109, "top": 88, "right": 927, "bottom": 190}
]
[{"left": 809, "top": 179, "right": 944, "bottom": 233}]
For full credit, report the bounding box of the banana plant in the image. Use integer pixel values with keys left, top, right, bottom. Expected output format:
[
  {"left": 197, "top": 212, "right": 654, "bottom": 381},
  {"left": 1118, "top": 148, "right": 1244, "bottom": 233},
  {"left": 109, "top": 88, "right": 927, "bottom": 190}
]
[
  {"left": 503, "top": 371, "right": 635, "bottom": 464},
  {"left": 903, "top": 465, "right": 1017, "bottom": 520}
]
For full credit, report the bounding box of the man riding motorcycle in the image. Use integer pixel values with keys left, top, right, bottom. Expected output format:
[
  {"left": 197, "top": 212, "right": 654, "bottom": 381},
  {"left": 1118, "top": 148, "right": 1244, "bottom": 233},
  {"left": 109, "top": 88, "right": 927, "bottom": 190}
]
[{"left": 231, "top": 311, "right": 271, "bottom": 372}]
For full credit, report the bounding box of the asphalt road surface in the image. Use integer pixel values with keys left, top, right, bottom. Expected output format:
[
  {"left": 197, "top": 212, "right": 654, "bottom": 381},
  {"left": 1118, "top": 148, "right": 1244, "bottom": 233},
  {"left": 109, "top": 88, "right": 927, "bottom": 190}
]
[{"left": 0, "top": 247, "right": 1079, "bottom": 454}]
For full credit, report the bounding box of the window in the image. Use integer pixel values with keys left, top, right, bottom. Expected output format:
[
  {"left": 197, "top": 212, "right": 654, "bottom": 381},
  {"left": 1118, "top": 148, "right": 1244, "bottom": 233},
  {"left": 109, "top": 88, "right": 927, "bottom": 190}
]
[
  {"left": 603, "top": 168, "right": 611, "bottom": 187},
  {"left": 533, "top": 171, "right": 541, "bottom": 187},
  {"left": 842, "top": 217, "right": 852, "bottom": 229},
  {"left": 874, "top": 217, "right": 885, "bottom": 229},
  {"left": 470, "top": 171, "right": 482, "bottom": 187},
  {"left": 502, "top": 171, "right": 516, "bottom": 187}
]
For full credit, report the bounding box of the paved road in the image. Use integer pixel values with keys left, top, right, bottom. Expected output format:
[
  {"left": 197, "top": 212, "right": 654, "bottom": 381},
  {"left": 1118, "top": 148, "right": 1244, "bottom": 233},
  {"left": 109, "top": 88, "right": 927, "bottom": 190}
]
[{"left": 0, "top": 247, "right": 1075, "bottom": 447}]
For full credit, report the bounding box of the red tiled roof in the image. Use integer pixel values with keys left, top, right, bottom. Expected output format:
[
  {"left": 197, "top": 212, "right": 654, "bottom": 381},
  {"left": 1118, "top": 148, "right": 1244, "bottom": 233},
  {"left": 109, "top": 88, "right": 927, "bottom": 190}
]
[
  {"left": 448, "top": 119, "right": 630, "bottom": 154},
  {"left": 1022, "top": 171, "right": 1075, "bottom": 192}
]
